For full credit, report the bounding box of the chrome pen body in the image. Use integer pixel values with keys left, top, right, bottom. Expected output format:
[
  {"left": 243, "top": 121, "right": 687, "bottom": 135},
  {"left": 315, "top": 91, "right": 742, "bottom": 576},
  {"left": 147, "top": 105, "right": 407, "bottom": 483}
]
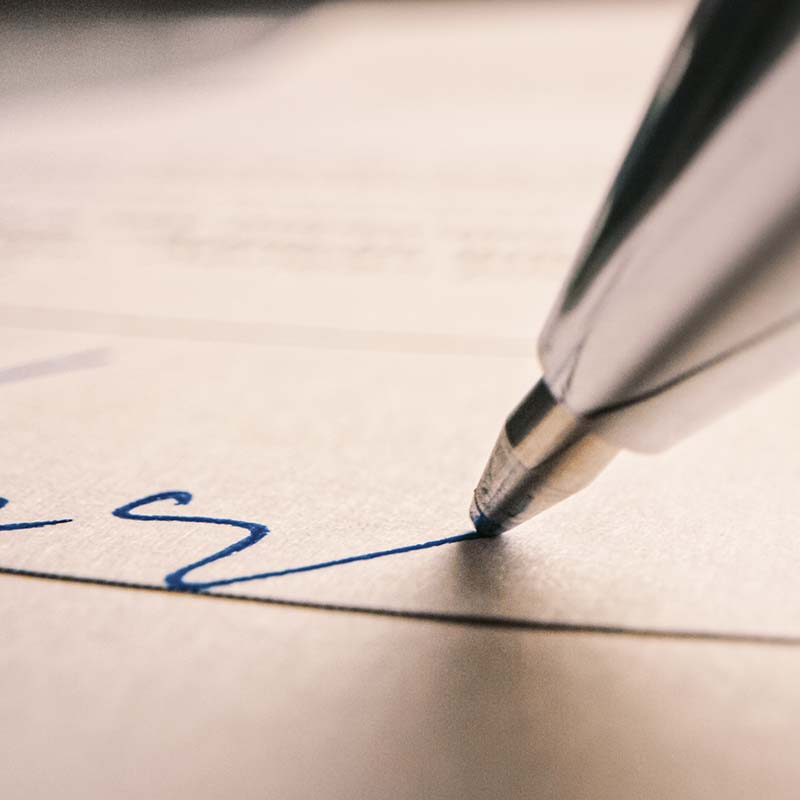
[{"left": 471, "top": 0, "right": 800, "bottom": 535}]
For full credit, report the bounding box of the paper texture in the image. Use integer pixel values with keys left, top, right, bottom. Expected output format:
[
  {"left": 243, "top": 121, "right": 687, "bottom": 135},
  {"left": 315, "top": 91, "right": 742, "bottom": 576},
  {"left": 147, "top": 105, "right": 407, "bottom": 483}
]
[{"left": 2, "top": 2, "right": 799, "bottom": 798}]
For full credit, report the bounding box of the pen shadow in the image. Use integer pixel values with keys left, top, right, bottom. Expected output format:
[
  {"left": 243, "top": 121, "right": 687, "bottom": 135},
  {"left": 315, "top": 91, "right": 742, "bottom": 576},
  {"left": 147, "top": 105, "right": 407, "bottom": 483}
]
[
  {"left": 361, "top": 535, "right": 772, "bottom": 798},
  {"left": 368, "top": 594, "right": 777, "bottom": 799},
  {"left": 453, "top": 532, "right": 512, "bottom": 598}
]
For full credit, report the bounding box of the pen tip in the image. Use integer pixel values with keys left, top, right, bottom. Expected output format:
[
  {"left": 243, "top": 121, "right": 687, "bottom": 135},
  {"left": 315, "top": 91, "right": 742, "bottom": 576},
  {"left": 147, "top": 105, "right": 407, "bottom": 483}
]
[{"left": 469, "top": 495, "right": 504, "bottom": 537}]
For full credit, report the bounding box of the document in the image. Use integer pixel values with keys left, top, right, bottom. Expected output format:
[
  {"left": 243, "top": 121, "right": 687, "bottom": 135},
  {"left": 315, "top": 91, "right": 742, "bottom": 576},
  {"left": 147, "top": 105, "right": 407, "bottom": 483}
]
[{"left": 2, "top": 3, "right": 799, "bottom": 798}]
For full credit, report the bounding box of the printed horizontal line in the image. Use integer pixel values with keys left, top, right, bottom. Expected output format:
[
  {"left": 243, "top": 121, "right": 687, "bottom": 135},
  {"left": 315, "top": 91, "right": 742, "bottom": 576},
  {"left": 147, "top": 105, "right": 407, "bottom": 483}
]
[{"left": 0, "top": 304, "right": 532, "bottom": 358}]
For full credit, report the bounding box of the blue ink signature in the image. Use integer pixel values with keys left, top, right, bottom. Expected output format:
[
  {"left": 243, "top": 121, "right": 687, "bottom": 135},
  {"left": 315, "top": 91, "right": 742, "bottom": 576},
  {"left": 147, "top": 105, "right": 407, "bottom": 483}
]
[
  {"left": 113, "top": 491, "right": 480, "bottom": 592},
  {"left": 0, "top": 497, "right": 72, "bottom": 531}
]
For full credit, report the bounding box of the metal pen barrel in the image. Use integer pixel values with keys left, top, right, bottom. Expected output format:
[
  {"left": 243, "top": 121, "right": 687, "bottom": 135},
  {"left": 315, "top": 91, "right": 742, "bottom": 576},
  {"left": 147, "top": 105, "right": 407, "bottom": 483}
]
[{"left": 471, "top": 0, "right": 800, "bottom": 534}]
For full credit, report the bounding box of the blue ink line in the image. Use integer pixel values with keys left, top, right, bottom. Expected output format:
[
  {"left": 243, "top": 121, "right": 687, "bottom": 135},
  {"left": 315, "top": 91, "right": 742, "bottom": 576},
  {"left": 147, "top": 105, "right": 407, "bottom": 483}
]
[
  {"left": 0, "top": 497, "right": 72, "bottom": 531},
  {"left": 112, "top": 491, "right": 480, "bottom": 592},
  {"left": 196, "top": 530, "right": 480, "bottom": 590}
]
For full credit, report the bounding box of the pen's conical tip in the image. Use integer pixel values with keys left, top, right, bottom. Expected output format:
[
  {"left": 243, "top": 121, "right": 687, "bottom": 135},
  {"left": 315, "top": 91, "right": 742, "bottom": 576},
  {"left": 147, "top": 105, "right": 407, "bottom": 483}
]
[{"left": 469, "top": 494, "right": 504, "bottom": 537}]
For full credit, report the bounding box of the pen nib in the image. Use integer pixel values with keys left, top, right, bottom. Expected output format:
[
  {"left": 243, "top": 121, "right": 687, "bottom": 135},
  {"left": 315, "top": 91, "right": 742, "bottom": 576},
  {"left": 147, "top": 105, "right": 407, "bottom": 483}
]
[
  {"left": 469, "top": 495, "right": 503, "bottom": 537},
  {"left": 469, "top": 379, "right": 618, "bottom": 534}
]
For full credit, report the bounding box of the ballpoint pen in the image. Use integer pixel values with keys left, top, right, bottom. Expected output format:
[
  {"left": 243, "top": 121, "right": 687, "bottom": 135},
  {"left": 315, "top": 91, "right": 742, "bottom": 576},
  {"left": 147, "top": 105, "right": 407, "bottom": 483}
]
[{"left": 471, "top": 0, "right": 800, "bottom": 535}]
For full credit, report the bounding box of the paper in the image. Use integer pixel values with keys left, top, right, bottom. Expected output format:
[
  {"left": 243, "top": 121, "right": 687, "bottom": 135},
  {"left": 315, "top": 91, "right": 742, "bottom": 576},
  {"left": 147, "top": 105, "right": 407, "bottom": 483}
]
[{"left": 2, "top": 2, "right": 799, "bottom": 798}]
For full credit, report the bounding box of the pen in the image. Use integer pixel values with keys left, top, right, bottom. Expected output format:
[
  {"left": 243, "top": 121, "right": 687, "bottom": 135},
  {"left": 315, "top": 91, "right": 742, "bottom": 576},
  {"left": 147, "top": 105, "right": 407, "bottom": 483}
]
[{"left": 470, "top": 0, "right": 800, "bottom": 535}]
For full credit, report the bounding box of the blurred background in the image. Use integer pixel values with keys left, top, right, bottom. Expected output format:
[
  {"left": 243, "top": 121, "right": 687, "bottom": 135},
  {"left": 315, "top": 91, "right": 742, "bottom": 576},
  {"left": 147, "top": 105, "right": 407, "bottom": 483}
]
[{"left": 0, "top": 1, "right": 692, "bottom": 344}]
